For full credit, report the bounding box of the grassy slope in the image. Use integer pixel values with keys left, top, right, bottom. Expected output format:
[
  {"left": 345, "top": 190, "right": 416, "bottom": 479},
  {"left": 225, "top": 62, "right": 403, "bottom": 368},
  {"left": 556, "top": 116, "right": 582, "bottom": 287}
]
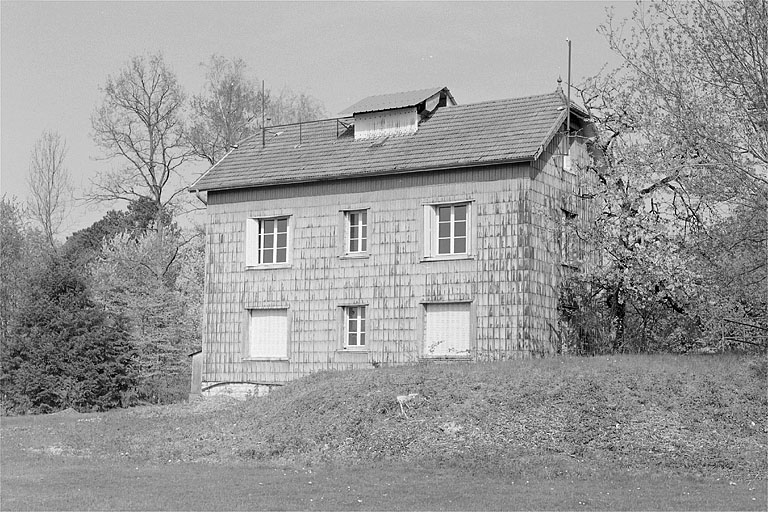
[{"left": 30, "top": 354, "right": 766, "bottom": 481}]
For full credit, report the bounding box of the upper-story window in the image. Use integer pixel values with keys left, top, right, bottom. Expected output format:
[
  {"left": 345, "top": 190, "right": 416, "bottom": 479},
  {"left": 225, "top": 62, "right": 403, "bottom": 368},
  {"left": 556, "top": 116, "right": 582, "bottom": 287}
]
[
  {"left": 436, "top": 204, "right": 467, "bottom": 254},
  {"left": 423, "top": 201, "right": 472, "bottom": 259},
  {"left": 246, "top": 216, "right": 290, "bottom": 267},
  {"left": 345, "top": 210, "right": 368, "bottom": 254}
]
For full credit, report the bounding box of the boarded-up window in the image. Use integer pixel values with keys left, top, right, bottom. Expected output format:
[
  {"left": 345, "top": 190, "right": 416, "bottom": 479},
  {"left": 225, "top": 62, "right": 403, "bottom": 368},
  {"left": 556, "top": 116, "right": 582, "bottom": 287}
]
[
  {"left": 424, "top": 303, "right": 471, "bottom": 357},
  {"left": 247, "top": 309, "right": 288, "bottom": 359}
]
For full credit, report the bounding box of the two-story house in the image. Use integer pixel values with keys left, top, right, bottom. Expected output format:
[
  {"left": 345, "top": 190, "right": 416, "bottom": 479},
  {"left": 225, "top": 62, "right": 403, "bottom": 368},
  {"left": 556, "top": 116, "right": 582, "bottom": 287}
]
[{"left": 191, "top": 85, "right": 594, "bottom": 397}]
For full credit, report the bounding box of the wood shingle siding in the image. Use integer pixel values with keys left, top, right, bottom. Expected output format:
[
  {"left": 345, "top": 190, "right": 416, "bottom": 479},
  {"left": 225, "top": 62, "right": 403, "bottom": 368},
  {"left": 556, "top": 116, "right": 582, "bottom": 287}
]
[
  {"left": 195, "top": 87, "right": 596, "bottom": 392},
  {"left": 202, "top": 155, "right": 569, "bottom": 384}
]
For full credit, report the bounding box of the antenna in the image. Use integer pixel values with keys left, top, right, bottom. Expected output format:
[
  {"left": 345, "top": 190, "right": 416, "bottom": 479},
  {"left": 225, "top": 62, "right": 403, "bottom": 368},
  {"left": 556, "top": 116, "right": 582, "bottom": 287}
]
[
  {"left": 262, "top": 80, "right": 266, "bottom": 148},
  {"left": 566, "top": 38, "right": 572, "bottom": 137}
]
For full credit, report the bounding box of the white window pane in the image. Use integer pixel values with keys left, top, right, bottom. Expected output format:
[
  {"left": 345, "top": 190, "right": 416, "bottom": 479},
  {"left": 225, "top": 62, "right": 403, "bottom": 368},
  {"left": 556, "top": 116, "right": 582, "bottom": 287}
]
[{"left": 345, "top": 306, "right": 367, "bottom": 348}]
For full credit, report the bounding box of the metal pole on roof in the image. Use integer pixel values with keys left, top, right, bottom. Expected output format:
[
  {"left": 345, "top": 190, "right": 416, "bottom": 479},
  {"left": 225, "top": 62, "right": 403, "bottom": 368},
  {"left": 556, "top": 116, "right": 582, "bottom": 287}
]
[
  {"left": 566, "top": 38, "right": 572, "bottom": 137},
  {"left": 262, "top": 80, "right": 266, "bottom": 148}
]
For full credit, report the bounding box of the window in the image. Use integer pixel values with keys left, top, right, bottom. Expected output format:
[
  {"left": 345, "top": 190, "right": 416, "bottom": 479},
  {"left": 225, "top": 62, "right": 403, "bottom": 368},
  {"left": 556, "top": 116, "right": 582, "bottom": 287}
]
[
  {"left": 344, "top": 306, "right": 366, "bottom": 348},
  {"left": 424, "top": 202, "right": 471, "bottom": 258},
  {"left": 345, "top": 210, "right": 368, "bottom": 254},
  {"left": 560, "top": 209, "right": 578, "bottom": 264},
  {"left": 246, "top": 309, "right": 288, "bottom": 359},
  {"left": 424, "top": 303, "right": 471, "bottom": 357},
  {"left": 246, "top": 216, "right": 289, "bottom": 267}
]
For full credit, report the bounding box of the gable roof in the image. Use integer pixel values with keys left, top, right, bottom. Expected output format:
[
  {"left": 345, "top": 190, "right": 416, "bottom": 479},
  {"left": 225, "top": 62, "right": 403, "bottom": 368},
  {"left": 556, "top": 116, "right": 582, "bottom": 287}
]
[
  {"left": 339, "top": 86, "right": 451, "bottom": 115},
  {"left": 191, "top": 90, "right": 574, "bottom": 193}
]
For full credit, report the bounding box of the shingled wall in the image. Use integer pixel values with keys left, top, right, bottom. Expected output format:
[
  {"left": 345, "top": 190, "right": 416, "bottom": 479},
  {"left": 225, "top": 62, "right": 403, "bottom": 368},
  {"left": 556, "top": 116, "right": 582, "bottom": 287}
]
[{"left": 201, "top": 130, "right": 582, "bottom": 387}]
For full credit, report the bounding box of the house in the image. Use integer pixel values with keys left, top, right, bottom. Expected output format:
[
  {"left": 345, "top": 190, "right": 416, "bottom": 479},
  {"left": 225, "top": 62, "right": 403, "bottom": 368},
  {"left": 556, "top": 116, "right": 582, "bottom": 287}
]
[{"left": 190, "top": 84, "right": 595, "bottom": 397}]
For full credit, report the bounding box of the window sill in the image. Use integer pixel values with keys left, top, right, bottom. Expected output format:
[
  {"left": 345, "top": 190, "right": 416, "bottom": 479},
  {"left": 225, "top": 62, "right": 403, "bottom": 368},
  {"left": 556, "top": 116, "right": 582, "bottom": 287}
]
[
  {"left": 242, "top": 357, "right": 290, "bottom": 362},
  {"left": 245, "top": 263, "right": 292, "bottom": 271},
  {"left": 420, "top": 254, "right": 474, "bottom": 263},
  {"left": 337, "top": 347, "right": 369, "bottom": 352},
  {"left": 339, "top": 253, "right": 369, "bottom": 260}
]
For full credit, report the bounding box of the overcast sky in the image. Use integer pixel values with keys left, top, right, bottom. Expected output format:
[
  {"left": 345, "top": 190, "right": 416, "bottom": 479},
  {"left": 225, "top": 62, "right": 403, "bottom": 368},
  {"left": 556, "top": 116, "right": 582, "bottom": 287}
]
[{"left": 1, "top": 1, "right": 636, "bottom": 236}]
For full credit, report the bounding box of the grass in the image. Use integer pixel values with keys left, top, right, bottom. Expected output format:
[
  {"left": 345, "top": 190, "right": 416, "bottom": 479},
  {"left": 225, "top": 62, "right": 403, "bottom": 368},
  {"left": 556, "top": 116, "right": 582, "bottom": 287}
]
[
  {"left": 2, "top": 354, "right": 767, "bottom": 510},
  {"left": 2, "top": 456, "right": 764, "bottom": 511}
]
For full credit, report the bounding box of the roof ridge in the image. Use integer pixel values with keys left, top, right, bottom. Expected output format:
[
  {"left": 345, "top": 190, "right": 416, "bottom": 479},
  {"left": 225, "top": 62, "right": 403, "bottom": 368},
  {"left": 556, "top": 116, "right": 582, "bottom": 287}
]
[{"left": 445, "top": 90, "right": 562, "bottom": 110}]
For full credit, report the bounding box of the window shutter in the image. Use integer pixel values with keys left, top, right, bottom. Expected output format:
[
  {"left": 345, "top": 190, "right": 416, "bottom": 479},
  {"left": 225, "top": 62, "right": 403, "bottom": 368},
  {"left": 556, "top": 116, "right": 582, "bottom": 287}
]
[
  {"left": 423, "top": 205, "right": 433, "bottom": 257},
  {"left": 245, "top": 219, "right": 259, "bottom": 267},
  {"left": 424, "top": 303, "right": 471, "bottom": 356},
  {"left": 249, "top": 309, "right": 288, "bottom": 358}
]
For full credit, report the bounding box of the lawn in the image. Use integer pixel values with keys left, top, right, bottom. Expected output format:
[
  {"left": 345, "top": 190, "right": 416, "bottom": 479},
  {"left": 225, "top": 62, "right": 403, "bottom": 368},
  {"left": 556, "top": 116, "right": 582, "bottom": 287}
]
[{"left": 2, "top": 354, "right": 766, "bottom": 510}]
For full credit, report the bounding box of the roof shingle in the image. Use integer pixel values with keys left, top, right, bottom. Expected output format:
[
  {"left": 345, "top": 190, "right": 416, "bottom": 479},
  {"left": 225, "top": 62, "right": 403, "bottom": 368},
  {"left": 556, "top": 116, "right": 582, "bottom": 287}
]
[{"left": 191, "top": 90, "right": 569, "bottom": 192}]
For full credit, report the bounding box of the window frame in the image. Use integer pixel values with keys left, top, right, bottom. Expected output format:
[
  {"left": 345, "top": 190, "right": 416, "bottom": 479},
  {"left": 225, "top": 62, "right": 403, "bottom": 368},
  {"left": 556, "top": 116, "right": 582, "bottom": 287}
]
[
  {"left": 422, "top": 199, "right": 474, "bottom": 261},
  {"left": 246, "top": 214, "right": 292, "bottom": 269},
  {"left": 341, "top": 304, "right": 368, "bottom": 350},
  {"left": 343, "top": 209, "right": 369, "bottom": 257},
  {"left": 560, "top": 208, "right": 578, "bottom": 267}
]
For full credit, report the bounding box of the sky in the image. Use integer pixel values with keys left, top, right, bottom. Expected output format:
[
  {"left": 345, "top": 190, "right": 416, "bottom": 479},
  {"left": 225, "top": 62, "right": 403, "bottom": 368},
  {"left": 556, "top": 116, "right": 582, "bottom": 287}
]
[{"left": 1, "top": 0, "right": 636, "bottom": 237}]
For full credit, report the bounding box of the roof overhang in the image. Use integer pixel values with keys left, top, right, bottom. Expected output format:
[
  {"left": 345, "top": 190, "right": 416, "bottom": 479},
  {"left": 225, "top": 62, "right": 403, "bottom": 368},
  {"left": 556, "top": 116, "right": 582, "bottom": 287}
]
[{"left": 197, "top": 155, "right": 535, "bottom": 194}]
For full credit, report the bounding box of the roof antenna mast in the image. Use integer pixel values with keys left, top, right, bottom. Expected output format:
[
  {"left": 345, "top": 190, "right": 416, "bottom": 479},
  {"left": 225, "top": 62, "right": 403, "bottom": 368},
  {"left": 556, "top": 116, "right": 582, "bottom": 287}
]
[
  {"left": 262, "top": 79, "right": 266, "bottom": 148},
  {"left": 566, "top": 38, "right": 572, "bottom": 137}
]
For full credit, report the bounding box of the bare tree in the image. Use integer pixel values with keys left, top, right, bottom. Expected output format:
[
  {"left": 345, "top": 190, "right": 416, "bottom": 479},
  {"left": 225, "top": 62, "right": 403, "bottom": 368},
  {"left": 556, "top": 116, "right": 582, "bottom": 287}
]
[
  {"left": 91, "top": 53, "right": 192, "bottom": 212},
  {"left": 188, "top": 55, "right": 327, "bottom": 166},
  {"left": 267, "top": 86, "right": 326, "bottom": 127},
  {"left": 27, "top": 130, "right": 70, "bottom": 250},
  {"left": 188, "top": 55, "right": 262, "bottom": 166}
]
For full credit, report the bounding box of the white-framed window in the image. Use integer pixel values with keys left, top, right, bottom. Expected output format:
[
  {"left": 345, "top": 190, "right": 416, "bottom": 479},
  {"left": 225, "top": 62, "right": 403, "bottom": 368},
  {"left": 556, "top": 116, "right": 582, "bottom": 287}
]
[
  {"left": 246, "top": 216, "right": 290, "bottom": 267},
  {"left": 246, "top": 309, "right": 288, "bottom": 359},
  {"left": 423, "top": 201, "right": 472, "bottom": 258},
  {"left": 344, "top": 305, "right": 367, "bottom": 349},
  {"left": 345, "top": 210, "right": 368, "bottom": 254},
  {"left": 423, "top": 303, "right": 471, "bottom": 357}
]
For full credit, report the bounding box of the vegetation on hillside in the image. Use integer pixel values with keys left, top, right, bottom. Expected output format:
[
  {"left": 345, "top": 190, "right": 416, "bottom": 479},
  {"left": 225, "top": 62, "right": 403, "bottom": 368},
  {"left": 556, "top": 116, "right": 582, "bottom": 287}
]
[{"left": 48, "top": 356, "right": 767, "bottom": 481}]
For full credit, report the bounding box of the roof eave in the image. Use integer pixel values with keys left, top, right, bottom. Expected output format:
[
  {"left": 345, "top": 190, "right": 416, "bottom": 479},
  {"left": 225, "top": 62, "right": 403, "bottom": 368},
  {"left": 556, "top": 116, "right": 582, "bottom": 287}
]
[{"left": 195, "top": 156, "right": 536, "bottom": 194}]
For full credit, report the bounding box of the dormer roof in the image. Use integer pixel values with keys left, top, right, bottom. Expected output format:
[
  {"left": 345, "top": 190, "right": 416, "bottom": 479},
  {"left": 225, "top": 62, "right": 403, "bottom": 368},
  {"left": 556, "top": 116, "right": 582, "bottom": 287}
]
[{"left": 339, "top": 86, "right": 456, "bottom": 115}]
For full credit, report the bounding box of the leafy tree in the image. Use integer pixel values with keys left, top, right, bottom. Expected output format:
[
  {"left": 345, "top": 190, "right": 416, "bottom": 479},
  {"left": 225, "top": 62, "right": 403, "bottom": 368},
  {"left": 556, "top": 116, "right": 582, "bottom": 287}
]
[
  {"left": 91, "top": 53, "right": 193, "bottom": 210},
  {"left": 62, "top": 197, "right": 171, "bottom": 270},
  {"left": 567, "top": 0, "right": 767, "bottom": 352},
  {"left": 90, "top": 224, "right": 202, "bottom": 403},
  {"left": 0, "top": 196, "right": 48, "bottom": 345},
  {"left": 27, "top": 130, "right": 71, "bottom": 251},
  {"left": 0, "top": 196, "right": 26, "bottom": 344},
  {"left": 0, "top": 258, "right": 137, "bottom": 413},
  {"left": 188, "top": 55, "right": 326, "bottom": 166}
]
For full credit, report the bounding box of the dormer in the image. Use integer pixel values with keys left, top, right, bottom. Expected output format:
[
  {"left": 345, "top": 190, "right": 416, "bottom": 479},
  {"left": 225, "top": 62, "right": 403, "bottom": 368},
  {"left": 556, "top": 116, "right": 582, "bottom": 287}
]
[{"left": 340, "top": 87, "right": 456, "bottom": 140}]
